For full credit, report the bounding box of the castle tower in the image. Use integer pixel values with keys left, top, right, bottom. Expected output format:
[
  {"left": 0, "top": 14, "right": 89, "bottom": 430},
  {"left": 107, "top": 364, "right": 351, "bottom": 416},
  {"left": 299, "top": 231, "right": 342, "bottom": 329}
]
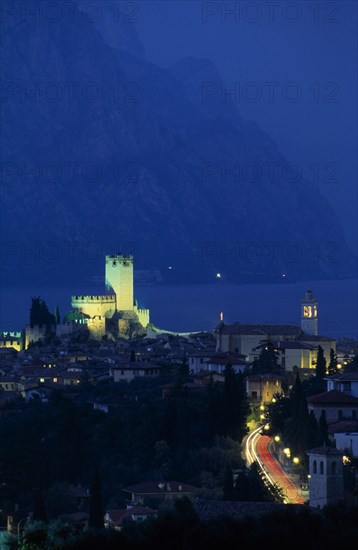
[
  {"left": 307, "top": 447, "right": 344, "bottom": 508},
  {"left": 105, "top": 255, "right": 134, "bottom": 311},
  {"left": 301, "top": 289, "right": 318, "bottom": 335}
]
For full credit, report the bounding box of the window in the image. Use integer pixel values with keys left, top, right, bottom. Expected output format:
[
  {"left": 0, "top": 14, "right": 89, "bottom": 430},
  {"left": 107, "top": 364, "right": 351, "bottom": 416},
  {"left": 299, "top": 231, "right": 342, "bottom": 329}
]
[
  {"left": 320, "top": 461, "right": 324, "bottom": 475},
  {"left": 331, "top": 462, "right": 337, "bottom": 475},
  {"left": 313, "top": 460, "right": 317, "bottom": 474},
  {"left": 251, "top": 391, "right": 257, "bottom": 399},
  {"left": 234, "top": 348, "right": 239, "bottom": 353},
  {"left": 341, "top": 382, "right": 351, "bottom": 392}
]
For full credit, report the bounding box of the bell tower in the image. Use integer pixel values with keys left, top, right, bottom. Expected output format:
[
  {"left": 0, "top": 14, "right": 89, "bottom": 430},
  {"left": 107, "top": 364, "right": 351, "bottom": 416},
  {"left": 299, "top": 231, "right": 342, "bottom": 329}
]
[
  {"left": 307, "top": 448, "right": 344, "bottom": 508},
  {"left": 105, "top": 254, "right": 134, "bottom": 311},
  {"left": 301, "top": 289, "right": 318, "bottom": 335}
]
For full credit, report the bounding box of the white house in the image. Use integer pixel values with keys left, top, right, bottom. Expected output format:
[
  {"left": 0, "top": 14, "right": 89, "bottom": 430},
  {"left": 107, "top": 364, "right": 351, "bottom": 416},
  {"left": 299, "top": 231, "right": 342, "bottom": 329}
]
[
  {"left": 111, "top": 363, "right": 162, "bottom": 382},
  {"left": 188, "top": 351, "right": 247, "bottom": 374},
  {"left": 326, "top": 372, "right": 358, "bottom": 398}
]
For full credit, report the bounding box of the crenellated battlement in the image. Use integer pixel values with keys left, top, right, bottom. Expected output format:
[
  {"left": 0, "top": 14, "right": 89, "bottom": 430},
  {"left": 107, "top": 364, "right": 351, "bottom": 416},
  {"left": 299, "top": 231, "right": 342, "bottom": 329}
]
[
  {"left": 72, "top": 295, "right": 116, "bottom": 303},
  {"left": 1, "top": 331, "right": 22, "bottom": 339},
  {"left": 70, "top": 254, "right": 149, "bottom": 336},
  {"left": 106, "top": 254, "right": 133, "bottom": 262}
]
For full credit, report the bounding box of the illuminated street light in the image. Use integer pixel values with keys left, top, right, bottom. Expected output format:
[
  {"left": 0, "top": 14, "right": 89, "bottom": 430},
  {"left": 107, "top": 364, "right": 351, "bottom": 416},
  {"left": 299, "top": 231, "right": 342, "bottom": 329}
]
[
  {"left": 293, "top": 457, "right": 300, "bottom": 464},
  {"left": 260, "top": 414, "right": 265, "bottom": 420},
  {"left": 260, "top": 405, "right": 265, "bottom": 411},
  {"left": 264, "top": 424, "right": 270, "bottom": 430},
  {"left": 216, "top": 273, "right": 221, "bottom": 279},
  {"left": 274, "top": 436, "right": 280, "bottom": 442}
]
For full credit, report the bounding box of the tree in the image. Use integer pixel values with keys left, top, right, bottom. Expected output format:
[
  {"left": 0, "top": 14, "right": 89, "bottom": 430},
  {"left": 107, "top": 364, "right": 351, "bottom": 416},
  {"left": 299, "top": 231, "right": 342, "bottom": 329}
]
[
  {"left": 234, "top": 471, "right": 250, "bottom": 501},
  {"left": 328, "top": 349, "right": 338, "bottom": 376},
  {"left": 318, "top": 410, "right": 329, "bottom": 446},
  {"left": 252, "top": 340, "right": 281, "bottom": 374},
  {"left": 30, "top": 297, "right": 56, "bottom": 326},
  {"left": 316, "top": 345, "right": 326, "bottom": 380},
  {"left": 32, "top": 490, "right": 48, "bottom": 523},
  {"left": 55, "top": 305, "right": 61, "bottom": 325},
  {"left": 345, "top": 355, "right": 358, "bottom": 373},
  {"left": 247, "top": 462, "right": 268, "bottom": 501},
  {"left": 286, "top": 374, "right": 310, "bottom": 456},
  {"left": 308, "top": 410, "right": 319, "bottom": 448},
  {"left": 265, "top": 393, "right": 291, "bottom": 435},
  {"left": 223, "top": 464, "right": 234, "bottom": 500},
  {"left": 222, "top": 367, "right": 248, "bottom": 440},
  {"left": 88, "top": 468, "right": 104, "bottom": 530},
  {"left": 178, "top": 357, "right": 189, "bottom": 380}
]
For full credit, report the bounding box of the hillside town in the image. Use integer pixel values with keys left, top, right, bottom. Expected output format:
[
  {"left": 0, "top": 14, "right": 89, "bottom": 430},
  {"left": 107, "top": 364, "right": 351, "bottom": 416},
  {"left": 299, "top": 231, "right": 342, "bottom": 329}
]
[{"left": 0, "top": 256, "right": 358, "bottom": 546}]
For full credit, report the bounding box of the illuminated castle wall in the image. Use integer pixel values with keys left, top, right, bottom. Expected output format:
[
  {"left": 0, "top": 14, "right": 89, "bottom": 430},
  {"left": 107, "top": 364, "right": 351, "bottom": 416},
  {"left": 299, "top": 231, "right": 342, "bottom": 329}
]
[
  {"left": 0, "top": 331, "right": 23, "bottom": 352},
  {"left": 71, "top": 295, "right": 116, "bottom": 319},
  {"left": 105, "top": 255, "right": 134, "bottom": 310},
  {"left": 71, "top": 255, "right": 149, "bottom": 338}
]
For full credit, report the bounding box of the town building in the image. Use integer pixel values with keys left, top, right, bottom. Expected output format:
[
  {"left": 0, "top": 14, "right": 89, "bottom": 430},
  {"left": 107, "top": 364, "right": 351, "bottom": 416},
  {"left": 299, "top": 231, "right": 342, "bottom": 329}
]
[
  {"left": 326, "top": 372, "right": 358, "bottom": 398},
  {"left": 104, "top": 507, "right": 155, "bottom": 530},
  {"left": 215, "top": 289, "right": 335, "bottom": 372},
  {"left": 122, "top": 481, "right": 198, "bottom": 505},
  {"left": 0, "top": 332, "right": 23, "bottom": 352},
  {"left": 307, "top": 447, "right": 344, "bottom": 508},
  {"left": 188, "top": 351, "right": 248, "bottom": 374},
  {"left": 111, "top": 363, "right": 163, "bottom": 382},
  {"left": 71, "top": 255, "right": 150, "bottom": 340},
  {"left": 307, "top": 390, "right": 358, "bottom": 423},
  {"left": 246, "top": 373, "right": 283, "bottom": 403}
]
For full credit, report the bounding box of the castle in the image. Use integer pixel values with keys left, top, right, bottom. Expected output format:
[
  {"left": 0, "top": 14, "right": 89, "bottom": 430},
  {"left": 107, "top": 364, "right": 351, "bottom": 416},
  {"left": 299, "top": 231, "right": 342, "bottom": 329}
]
[{"left": 71, "top": 255, "right": 150, "bottom": 339}]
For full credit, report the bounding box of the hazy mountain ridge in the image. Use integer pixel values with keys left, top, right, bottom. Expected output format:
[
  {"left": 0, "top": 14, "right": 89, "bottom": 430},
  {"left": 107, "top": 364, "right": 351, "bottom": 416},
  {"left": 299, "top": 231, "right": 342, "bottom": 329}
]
[{"left": 1, "top": 3, "right": 355, "bottom": 285}]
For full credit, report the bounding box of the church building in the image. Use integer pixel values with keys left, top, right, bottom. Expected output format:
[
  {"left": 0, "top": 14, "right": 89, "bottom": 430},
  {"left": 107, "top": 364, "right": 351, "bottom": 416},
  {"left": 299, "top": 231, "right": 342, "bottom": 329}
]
[{"left": 215, "top": 289, "right": 335, "bottom": 372}]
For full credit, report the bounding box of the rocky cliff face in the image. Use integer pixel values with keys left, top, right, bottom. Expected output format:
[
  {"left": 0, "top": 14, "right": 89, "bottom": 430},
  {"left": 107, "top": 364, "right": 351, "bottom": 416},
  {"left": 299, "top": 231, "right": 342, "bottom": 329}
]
[{"left": 1, "top": 3, "right": 355, "bottom": 285}]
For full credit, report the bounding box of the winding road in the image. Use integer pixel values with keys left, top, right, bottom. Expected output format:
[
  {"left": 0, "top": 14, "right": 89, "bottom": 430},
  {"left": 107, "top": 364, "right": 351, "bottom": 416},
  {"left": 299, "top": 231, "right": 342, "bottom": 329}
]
[{"left": 245, "top": 427, "right": 305, "bottom": 504}]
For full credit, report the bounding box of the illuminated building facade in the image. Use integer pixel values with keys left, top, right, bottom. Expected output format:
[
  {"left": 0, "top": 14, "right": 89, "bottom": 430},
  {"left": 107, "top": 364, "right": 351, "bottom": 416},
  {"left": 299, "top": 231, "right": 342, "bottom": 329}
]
[
  {"left": 307, "top": 447, "right": 344, "bottom": 508},
  {"left": 301, "top": 289, "right": 318, "bottom": 335},
  {"left": 216, "top": 289, "right": 335, "bottom": 370},
  {"left": 71, "top": 254, "right": 150, "bottom": 339}
]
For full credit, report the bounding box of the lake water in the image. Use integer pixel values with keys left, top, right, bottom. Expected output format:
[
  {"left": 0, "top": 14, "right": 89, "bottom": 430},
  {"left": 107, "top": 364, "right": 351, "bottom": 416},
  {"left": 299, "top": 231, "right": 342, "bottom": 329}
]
[{"left": 1, "top": 280, "right": 357, "bottom": 339}]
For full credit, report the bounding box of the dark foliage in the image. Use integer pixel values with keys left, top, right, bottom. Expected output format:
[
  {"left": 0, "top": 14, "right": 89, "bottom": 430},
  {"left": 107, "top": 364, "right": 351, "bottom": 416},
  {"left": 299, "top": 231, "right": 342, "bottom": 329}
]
[
  {"left": 30, "top": 297, "right": 56, "bottom": 326},
  {"left": 89, "top": 468, "right": 104, "bottom": 530},
  {"left": 17, "top": 505, "right": 358, "bottom": 550},
  {"left": 315, "top": 345, "right": 326, "bottom": 380}
]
